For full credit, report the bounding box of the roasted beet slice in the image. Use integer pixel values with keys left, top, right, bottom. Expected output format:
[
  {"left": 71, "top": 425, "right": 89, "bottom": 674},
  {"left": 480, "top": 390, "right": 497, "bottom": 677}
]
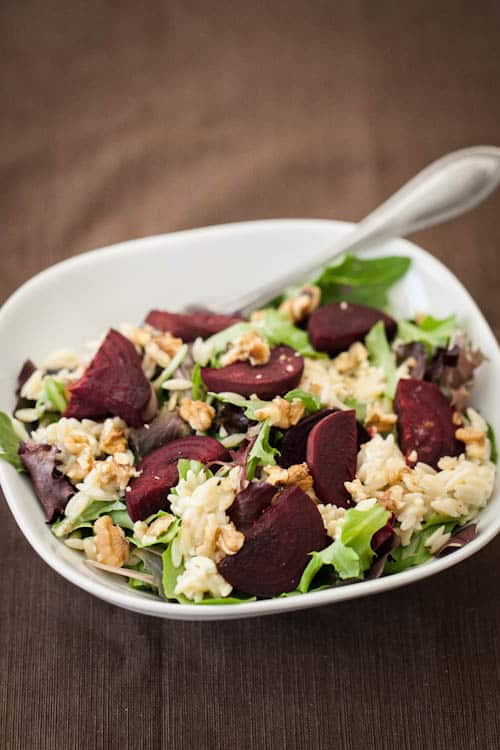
[
  {"left": 202, "top": 345, "right": 303, "bottom": 399},
  {"left": 19, "top": 442, "right": 74, "bottom": 522},
  {"left": 16, "top": 359, "right": 36, "bottom": 396},
  {"left": 228, "top": 481, "right": 276, "bottom": 533},
  {"left": 394, "top": 379, "right": 463, "bottom": 469},
  {"left": 279, "top": 408, "right": 368, "bottom": 468},
  {"left": 218, "top": 486, "right": 328, "bottom": 597},
  {"left": 306, "top": 410, "right": 357, "bottom": 507},
  {"left": 126, "top": 436, "right": 230, "bottom": 521},
  {"left": 308, "top": 302, "right": 397, "bottom": 355},
  {"left": 278, "top": 409, "right": 336, "bottom": 468},
  {"left": 64, "top": 329, "right": 151, "bottom": 427},
  {"left": 145, "top": 310, "right": 243, "bottom": 342},
  {"left": 130, "top": 409, "right": 191, "bottom": 459}
]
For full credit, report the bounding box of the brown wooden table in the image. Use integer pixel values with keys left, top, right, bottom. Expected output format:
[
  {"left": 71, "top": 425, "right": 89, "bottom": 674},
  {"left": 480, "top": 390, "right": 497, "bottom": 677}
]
[{"left": 2, "top": 2, "right": 500, "bottom": 748}]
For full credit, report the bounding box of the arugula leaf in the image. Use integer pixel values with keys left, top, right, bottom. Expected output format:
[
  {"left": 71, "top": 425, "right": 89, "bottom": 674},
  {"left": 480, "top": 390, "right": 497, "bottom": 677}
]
[
  {"left": 365, "top": 321, "right": 397, "bottom": 398},
  {"left": 42, "top": 377, "right": 68, "bottom": 413},
  {"left": 284, "top": 389, "right": 321, "bottom": 414},
  {"left": 153, "top": 343, "right": 189, "bottom": 390},
  {"left": 0, "top": 412, "right": 24, "bottom": 472},
  {"left": 487, "top": 423, "right": 498, "bottom": 465},
  {"left": 246, "top": 419, "right": 279, "bottom": 480},
  {"left": 397, "top": 315, "right": 456, "bottom": 354},
  {"left": 344, "top": 397, "right": 366, "bottom": 422},
  {"left": 384, "top": 522, "right": 455, "bottom": 574},
  {"left": 298, "top": 503, "right": 390, "bottom": 592},
  {"left": 191, "top": 362, "right": 206, "bottom": 400},
  {"left": 314, "top": 254, "right": 411, "bottom": 309}
]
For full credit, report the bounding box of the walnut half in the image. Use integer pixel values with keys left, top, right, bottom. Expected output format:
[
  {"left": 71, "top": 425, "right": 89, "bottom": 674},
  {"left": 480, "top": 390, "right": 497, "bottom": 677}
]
[
  {"left": 179, "top": 398, "right": 216, "bottom": 431},
  {"left": 93, "top": 515, "right": 129, "bottom": 568}
]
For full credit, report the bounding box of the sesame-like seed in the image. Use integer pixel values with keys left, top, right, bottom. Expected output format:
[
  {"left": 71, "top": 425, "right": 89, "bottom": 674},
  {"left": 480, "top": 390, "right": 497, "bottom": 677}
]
[
  {"left": 144, "top": 424, "right": 150, "bottom": 430},
  {"left": 340, "top": 301, "right": 348, "bottom": 310},
  {"left": 279, "top": 354, "right": 287, "bottom": 362},
  {"left": 294, "top": 351, "right": 301, "bottom": 357},
  {"left": 285, "top": 365, "right": 294, "bottom": 372},
  {"left": 126, "top": 486, "right": 132, "bottom": 493},
  {"left": 154, "top": 475, "right": 160, "bottom": 480},
  {"left": 255, "top": 374, "right": 263, "bottom": 380}
]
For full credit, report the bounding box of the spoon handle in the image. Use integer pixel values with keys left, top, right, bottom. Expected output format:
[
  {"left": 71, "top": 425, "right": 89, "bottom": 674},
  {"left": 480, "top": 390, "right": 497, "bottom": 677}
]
[{"left": 217, "top": 145, "right": 500, "bottom": 316}]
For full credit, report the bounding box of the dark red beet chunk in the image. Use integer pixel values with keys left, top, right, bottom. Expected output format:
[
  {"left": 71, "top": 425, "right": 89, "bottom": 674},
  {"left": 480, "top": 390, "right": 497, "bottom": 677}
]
[
  {"left": 278, "top": 409, "right": 336, "bottom": 468},
  {"left": 202, "top": 345, "right": 303, "bottom": 399},
  {"left": 308, "top": 302, "right": 397, "bottom": 355},
  {"left": 64, "top": 329, "right": 151, "bottom": 427},
  {"left": 306, "top": 410, "right": 357, "bottom": 507},
  {"left": 279, "top": 409, "right": 369, "bottom": 468},
  {"left": 145, "top": 310, "right": 243, "bottom": 342},
  {"left": 19, "top": 442, "right": 74, "bottom": 522},
  {"left": 126, "top": 436, "right": 230, "bottom": 521},
  {"left": 228, "top": 481, "right": 276, "bottom": 534},
  {"left": 218, "top": 486, "right": 328, "bottom": 597},
  {"left": 394, "top": 379, "right": 463, "bottom": 469}
]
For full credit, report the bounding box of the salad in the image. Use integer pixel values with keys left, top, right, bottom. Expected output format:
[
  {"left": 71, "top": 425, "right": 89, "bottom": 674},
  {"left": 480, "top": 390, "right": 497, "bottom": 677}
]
[{"left": 0, "top": 254, "right": 496, "bottom": 605}]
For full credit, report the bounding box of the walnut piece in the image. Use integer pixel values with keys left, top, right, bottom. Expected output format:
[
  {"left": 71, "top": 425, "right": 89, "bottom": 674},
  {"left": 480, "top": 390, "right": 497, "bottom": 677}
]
[
  {"left": 155, "top": 332, "right": 184, "bottom": 358},
  {"left": 93, "top": 515, "right": 129, "bottom": 567},
  {"left": 334, "top": 342, "right": 368, "bottom": 374},
  {"left": 216, "top": 522, "right": 245, "bottom": 556},
  {"left": 278, "top": 284, "right": 321, "bottom": 323},
  {"left": 220, "top": 331, "right": 270, "bottom": 367},
  {"left": 455, "top": 426, "right": 488, "bottom": 461},
  {"left": 263, "top": 462, "right": 315, "bottom": 497},
  {"left": 364, "top": 403, "right": 398, "bottom": 434},
  {"left": 254, "top": 396, "right": 305, "bottom": 428},
  {"left": 179, "top": 398, "right": 216, "bottom": 431},
  {"left": 99, "top": 419, "right": 128, "bottom": 455}
]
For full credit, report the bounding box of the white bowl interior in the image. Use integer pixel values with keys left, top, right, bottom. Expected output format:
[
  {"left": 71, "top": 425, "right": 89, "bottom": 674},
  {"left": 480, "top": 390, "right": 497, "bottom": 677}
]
[{"left": 0, "top": 219, "right": 499, "bottom": 620}]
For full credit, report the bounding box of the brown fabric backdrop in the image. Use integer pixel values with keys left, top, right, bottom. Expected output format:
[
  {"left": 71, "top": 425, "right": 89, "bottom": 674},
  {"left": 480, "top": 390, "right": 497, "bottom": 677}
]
[{"left": 1, "top": 2, "right": 500, "bottom": 748}]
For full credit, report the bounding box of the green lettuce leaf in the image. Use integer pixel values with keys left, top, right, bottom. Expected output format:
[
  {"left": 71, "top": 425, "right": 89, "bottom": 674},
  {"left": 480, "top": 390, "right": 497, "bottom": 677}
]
[
  {"left": 198, "top": 312, "right": 322, "bottom": 366},
  {"left": 246, "top": 419, "right": 279, "bottom": 480},
  {"left": 51, "top": 499, "right": 128, "bottom": 536},
  {"left": 314, "top": 254, "right": 411, "bottom": 309},
  {"left": 298, "top": 539, "right": 360, "bottom": 592},
  {"left": 195, "top": 595, "right": 257, "bottom": 605},
  {"left": 487, "top": 423, "right": 498, "bottom": 464},
  {"left": 344, "top": 397, "right": 366, "bottom": 422},
  {"left": 284, "top": 389, "right": 321, "bottom": 414},
  {"left": 41, "top": 377, "right": 68, "bottom": 413},
  {"left": 0, "top": 412, "right": 24, "bottom": 472},
  {"left": 132, "top": 516, "right": 181, "bottom": 548},
  {"left": 298, "top": 503, "right": 390, "bottom": 592},
  {"left": 365, "top": 321, "right": 397, "bottom": 398},
  {"left": 153, "top": 343, "right": 189, "bottom": 390},
  {"left": 162, "top": 540, "right": 189, "bottom": 603},
  {"left": 252, "top": 309, "right": 321, "bottom": 358},
  {"left": 384, "top": 522, "right": 456, "bottom": 574},
  {"left": 191, "top": 362, "right": 206, "bottom": 400},
  {"left": 397, "top": 315, "right": 456, "bottom": 354}
]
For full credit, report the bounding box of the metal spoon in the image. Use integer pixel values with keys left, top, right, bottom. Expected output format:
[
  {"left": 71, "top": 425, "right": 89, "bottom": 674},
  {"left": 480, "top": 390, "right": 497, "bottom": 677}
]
[{"left": 205, "top": 145, "right": 500, "bottom": 317}]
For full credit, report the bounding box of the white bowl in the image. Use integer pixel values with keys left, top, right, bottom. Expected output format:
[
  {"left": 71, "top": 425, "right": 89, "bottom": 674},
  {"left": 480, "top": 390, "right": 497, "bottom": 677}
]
[{"left": 0, "top": 219, "right": 499, "bottom": 621}]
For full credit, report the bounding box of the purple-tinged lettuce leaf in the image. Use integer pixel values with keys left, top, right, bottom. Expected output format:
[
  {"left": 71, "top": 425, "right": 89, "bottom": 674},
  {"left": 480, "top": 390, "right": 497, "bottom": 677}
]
[
  {"left": 19, "top": 441, "right": 74, "bottom": 521},
  {"left": 438, "top": 524, "right": 477, "bottom": 556}
]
